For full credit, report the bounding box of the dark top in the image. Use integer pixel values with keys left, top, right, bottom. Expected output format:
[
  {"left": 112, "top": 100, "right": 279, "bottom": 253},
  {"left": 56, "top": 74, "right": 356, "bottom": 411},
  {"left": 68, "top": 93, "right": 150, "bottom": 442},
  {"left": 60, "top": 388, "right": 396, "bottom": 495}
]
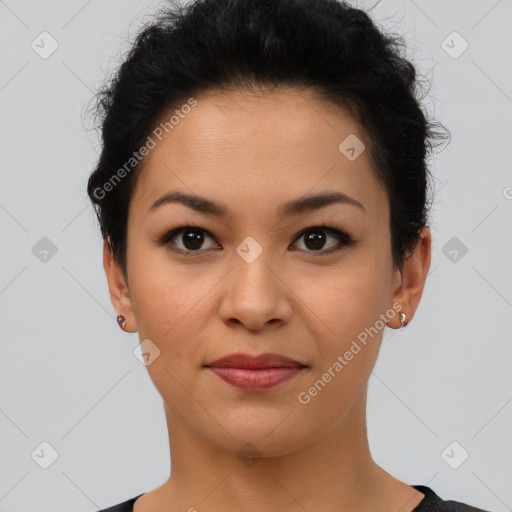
[{"left": 96, "top": 485, "right": 493, "bottom": 511}]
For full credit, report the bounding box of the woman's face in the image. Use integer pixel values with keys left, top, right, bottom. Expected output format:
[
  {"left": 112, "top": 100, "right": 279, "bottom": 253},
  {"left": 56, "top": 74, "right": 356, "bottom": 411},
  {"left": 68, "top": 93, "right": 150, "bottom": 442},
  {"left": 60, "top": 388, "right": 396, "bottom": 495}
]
[{"left": 107, "top": 88, "right": 425, "bottom": 457}]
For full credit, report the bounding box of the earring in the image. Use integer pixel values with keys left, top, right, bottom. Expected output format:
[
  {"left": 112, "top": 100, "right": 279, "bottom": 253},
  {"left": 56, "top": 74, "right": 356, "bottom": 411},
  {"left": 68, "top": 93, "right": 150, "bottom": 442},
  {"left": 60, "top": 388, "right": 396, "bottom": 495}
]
[
  {"left": 116, "top": 314, "right": 127, "bottom": 331},
  {"left": 400, "top": 312, "right": 407, "bottom": 329}
]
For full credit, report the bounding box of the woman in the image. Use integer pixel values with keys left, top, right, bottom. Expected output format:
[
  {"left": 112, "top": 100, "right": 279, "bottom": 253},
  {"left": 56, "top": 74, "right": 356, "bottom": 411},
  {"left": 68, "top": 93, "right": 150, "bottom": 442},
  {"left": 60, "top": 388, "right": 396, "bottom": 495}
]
[{"left": 87, "top": 0, "right": 490, "bottom": 510}]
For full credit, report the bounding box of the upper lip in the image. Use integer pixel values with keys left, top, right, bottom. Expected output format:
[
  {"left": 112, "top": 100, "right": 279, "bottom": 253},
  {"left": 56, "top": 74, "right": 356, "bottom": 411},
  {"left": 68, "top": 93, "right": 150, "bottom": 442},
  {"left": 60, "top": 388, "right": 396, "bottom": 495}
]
[{"left": 204, "top": 352, "right": 307, "bottom": 369}]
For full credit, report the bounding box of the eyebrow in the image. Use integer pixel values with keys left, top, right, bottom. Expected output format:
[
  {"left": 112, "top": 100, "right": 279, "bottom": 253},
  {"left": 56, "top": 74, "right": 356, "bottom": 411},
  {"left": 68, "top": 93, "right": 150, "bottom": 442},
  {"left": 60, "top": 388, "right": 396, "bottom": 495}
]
[{"left": 147, "top": 189, "right": 366, "bottom": 217}]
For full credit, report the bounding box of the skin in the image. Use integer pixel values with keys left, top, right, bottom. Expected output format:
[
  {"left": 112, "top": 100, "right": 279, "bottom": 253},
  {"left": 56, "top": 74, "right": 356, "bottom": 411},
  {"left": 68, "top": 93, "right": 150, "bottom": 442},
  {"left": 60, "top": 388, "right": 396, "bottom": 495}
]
[{"left": 103, "top": 87, "right": 431, "bottom": 512}]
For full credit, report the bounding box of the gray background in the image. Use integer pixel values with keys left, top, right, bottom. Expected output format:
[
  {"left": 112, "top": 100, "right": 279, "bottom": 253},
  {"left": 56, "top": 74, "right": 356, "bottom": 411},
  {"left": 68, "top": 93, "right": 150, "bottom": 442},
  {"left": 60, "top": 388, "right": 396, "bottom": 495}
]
[{"left": 0, "top": 0, "right": 511, "bottom": 511}]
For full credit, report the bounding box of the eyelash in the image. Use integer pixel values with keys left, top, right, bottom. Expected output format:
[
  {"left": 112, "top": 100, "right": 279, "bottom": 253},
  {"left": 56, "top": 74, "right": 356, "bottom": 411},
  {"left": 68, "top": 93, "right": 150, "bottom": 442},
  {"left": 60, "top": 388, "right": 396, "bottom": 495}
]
[{"left": 157, "top": 222, "right": 354, "bottom": 257}]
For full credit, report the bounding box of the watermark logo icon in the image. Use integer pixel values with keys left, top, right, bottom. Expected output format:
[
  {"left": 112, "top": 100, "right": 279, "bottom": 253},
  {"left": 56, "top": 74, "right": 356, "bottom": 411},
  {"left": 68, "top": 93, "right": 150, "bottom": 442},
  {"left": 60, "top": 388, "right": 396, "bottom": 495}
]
[
  {"left": 441, "top": 31, "right": 468, "bottom": 59},
  {"left": 31, "top": 31, "right": 59, "bottom": 59},
  {"left": 133, "top": 339, "right": 161, "bottom": 366},
  {"left": 31, "top": 441, "right": 59, "bottom": 469},
  {"left": 32, "top": 237, "right": 58, "bottom": 263},
  {"left": 338, "top": 134, "right": 365, "bottom": 161},
  {"left": 441, "top": 441, "right": 469, "bottom": 469},
  {"left": 442, "top": 236, "right": 468, "bottom": 263},
  {"left": 236, "top": 236, "right": 263, "bottom": 264},
  {"left": 237, "top": 442, "right": 262, "bottom": 468}
]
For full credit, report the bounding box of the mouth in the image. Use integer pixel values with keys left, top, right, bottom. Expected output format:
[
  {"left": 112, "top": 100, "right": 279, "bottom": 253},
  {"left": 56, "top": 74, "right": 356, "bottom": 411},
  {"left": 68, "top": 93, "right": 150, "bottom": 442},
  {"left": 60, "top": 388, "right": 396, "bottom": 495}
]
[{"left": 203, "top": 352, "right": 308, "bottom": 391}]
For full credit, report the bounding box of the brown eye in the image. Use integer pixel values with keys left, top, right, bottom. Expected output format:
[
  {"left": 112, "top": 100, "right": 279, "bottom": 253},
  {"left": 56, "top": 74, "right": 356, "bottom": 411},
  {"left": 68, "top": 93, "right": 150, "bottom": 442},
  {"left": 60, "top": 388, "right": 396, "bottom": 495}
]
[
  {"left": 303, "top": 230, "right": 330, "bottom": 250},
  {"left": 159, "top": 227, "right": 219, "bottom": 254},
  {"left": 291, "top": 225, "right": 352, "bottom": 255},
  {"left": 159, "top": 223, "right": 352, "bottom": 257},
  {"left": 180, "top": 229, "right": 207, "bottom": 250}
]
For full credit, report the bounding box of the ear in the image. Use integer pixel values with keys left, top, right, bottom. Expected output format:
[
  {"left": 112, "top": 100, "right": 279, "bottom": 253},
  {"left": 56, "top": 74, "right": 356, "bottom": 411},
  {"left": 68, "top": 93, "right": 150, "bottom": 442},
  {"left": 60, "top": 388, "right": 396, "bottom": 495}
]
[
  {"left": 103, "top": 238, "right": 137, "bottom": 332},
  {"left": 388, "top": 226, "right": 432, "bottom": 329}
]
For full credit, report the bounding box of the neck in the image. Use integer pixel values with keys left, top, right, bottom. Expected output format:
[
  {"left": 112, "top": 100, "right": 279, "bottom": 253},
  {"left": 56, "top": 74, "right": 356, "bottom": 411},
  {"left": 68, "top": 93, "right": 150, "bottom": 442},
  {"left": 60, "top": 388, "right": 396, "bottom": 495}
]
[{"left": 138, "top": 385, "right": 424, "bottom": 512}]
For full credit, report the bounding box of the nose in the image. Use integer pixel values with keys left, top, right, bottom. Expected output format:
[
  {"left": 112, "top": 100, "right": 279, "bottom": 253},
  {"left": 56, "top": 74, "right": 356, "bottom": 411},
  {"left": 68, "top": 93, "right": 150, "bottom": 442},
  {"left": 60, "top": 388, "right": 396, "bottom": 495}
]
[{"left": 218, "top": 250, "right": 293, "bottom": 332}]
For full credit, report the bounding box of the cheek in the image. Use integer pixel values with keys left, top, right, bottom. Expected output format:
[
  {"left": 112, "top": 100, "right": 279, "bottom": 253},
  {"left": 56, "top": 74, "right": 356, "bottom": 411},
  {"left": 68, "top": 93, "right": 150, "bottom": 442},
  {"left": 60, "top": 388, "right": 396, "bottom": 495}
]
[
  {"left": 291, "top": 271, "right": 385, "bottom": 419},
  {"left": 128, "top": 240, "right": 201, "bottom": 330},
  {"left": 297, "top": 259, "right": 390, "bottom": 386},
  {"left": 299, "top": 258, "right": 386, "bottom": 332},
  {"left": 128, "top": 254, "right": 225, "bottom": 373},
  {"left": 131, "top": 277, "right": 205, "bottom": 346},
  {"left": 128, "top": 269, "right": 212, "bottom": 405}
]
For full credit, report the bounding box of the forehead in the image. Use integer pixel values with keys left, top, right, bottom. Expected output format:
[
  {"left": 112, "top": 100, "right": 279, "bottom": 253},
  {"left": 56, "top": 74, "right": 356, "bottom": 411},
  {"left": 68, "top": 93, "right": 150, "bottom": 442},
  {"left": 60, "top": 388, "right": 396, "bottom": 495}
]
[{"left": 131, "top": 87, "right": 386, "bottom": 221}]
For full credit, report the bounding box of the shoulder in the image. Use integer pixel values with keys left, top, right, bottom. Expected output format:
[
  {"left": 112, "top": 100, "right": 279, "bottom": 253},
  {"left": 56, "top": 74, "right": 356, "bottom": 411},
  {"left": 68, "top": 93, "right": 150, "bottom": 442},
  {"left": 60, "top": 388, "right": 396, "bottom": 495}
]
[
  {"left": 96, "top": 494, "right": 143, "bottom": 512},
  {"left": 413, "top": 485, "right": 494, "bottom": 512}
]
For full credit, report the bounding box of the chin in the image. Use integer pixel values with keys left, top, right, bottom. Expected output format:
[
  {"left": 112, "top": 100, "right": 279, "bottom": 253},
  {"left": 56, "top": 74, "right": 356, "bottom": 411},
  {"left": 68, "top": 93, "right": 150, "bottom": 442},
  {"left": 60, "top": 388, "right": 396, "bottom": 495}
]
[{"left": 206, "top": 412, "right": 316, "bottom": 459}]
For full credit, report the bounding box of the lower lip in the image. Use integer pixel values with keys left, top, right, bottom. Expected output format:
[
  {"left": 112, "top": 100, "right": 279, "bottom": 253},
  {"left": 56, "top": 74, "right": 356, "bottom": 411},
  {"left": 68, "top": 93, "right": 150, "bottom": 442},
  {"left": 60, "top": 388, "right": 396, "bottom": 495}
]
[{"left": 206, "top": 367, "right": 304, "bottom": 391}]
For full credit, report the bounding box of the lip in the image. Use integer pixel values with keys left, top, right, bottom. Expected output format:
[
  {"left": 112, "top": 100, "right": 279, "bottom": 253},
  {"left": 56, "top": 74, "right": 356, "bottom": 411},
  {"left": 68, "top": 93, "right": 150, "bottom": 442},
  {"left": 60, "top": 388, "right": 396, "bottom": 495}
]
[
  {"left": 203, "top": 352, "right": 308, "bottom": 391},
  {"left": 204, "top": 352, "right": 306, "bottom": 369}
]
